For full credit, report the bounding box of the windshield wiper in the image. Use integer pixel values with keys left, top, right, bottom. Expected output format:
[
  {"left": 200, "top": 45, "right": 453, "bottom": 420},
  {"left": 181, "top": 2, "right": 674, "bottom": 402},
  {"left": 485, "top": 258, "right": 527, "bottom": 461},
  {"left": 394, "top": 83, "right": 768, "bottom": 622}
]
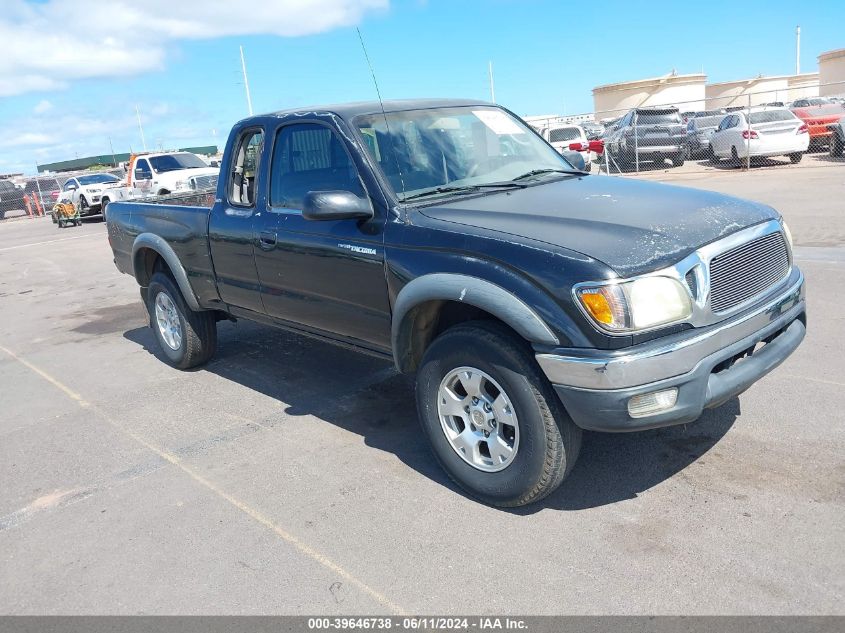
[
  {"left": 511, "top": 168, "right": 587, "bottom": 182},
  {"left": 401, "top": 181, "right": 526, "bottom": 202}
]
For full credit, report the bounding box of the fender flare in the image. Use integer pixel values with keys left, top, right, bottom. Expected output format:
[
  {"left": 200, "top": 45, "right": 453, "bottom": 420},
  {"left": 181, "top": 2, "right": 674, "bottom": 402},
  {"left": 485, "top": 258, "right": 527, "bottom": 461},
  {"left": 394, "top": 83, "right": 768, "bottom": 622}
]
[
  {"left": 391, "top": 273, "right": 559, "bottom": 371},
  {"left": 132, "top": 233, "right": 203, "bottom": 312}
]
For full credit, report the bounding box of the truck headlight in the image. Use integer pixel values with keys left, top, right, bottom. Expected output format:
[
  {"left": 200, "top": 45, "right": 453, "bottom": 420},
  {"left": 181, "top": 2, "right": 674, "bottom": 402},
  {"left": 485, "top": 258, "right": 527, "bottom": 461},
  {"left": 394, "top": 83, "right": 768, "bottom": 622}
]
[
  {"left": 781, "top": 220, "right": 793, "bottom": 250},
  {"left": 576, "top": 276, "right": 692, "bottom": 332}
]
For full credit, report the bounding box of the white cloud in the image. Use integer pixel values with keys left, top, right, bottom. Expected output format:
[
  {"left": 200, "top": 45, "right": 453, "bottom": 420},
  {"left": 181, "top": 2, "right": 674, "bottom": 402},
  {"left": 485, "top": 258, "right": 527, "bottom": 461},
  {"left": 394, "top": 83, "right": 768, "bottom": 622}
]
[
  {"left": 0, "top": 0, "right": 388, "bottom": 97},
  {"left": 34, "top": 100, "right": 53, "bottom": 114}
]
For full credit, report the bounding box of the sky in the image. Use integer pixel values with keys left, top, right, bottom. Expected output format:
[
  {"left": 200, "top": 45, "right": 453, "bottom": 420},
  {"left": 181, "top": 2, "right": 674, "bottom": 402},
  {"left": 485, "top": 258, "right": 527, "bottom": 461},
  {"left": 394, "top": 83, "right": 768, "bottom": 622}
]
[{"left": 0, "top": 0, "right": 843, "bottom": 175}]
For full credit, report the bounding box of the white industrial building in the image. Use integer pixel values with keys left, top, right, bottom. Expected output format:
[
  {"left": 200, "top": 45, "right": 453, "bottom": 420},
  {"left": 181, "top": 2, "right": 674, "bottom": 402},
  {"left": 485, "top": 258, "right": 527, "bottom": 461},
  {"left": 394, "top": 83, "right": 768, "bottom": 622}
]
[{"left": 592, "top": 72, "right": 706, "bottom": 120}]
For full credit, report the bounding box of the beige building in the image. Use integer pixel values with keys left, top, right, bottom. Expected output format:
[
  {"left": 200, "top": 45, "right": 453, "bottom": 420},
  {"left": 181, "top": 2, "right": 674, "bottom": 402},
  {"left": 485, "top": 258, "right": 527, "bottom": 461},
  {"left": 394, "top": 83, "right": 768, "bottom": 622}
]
[
  {"left": 592, "top": 72, "right": 706, "bottom": 120},
  {"left": 818, "top": 48, "right": 845, "bottom": 96},
  {"left": 704, "top": 73, "right": 819, "bottom": 109}
]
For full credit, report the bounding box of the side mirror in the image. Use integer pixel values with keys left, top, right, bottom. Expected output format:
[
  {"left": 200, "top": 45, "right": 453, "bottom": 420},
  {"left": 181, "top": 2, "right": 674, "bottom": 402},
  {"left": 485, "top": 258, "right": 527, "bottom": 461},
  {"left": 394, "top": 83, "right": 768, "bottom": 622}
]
[
  {"left": 560, "top": 150, "right": 586, "bottom": 172},
  {"left": 302, "top": 191, "right": 374, "bottom": 221},
  {"left": 66, "top": 183, "right": 77, "bottom": 190}
]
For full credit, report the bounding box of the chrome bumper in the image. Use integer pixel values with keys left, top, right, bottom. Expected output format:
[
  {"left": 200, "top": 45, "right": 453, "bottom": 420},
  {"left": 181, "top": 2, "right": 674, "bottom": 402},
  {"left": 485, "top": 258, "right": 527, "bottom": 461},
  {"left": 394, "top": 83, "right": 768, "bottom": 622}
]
[
  {"left": 537, "top": 271, "right": 804, "bottom": 390},
  {"left": 537, "top": 271, "right": 805, "bottom": 432}
]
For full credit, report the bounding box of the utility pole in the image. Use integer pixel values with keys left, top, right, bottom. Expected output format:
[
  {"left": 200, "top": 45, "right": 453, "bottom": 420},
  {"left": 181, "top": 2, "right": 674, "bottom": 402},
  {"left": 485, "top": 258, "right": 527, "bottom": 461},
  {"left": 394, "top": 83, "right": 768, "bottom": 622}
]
[
  {"left": 108, "top": 136, "right": 116, "bottom": 167},
  {"left": 796, "top": 26, "right": 801, "bottom": 74},
  {"left": 488, "top": 60, "right": 495, "bottom": 103},
  {"left": 135, "top": 104, "right": 147, "bottom": 152},
  {"left": 240, "top": 45, "right": 254, "bottom": 116}
]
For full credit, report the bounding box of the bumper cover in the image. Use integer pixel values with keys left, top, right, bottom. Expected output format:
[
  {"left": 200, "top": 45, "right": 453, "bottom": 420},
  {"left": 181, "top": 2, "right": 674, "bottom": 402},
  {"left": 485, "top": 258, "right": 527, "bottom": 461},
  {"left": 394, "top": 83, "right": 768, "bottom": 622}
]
[{"left": 538, "top": 272, "right": 805, "bottom": 432}]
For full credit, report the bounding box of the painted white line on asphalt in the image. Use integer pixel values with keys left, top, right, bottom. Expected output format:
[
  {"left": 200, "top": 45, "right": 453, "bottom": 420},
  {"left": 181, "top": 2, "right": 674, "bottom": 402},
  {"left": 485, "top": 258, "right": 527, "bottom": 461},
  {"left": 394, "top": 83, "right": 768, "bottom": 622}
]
[
  {"left": 0, "top": 343, "right": 406, "bottom": 615},
  {"left": 0, "top": 233, "right": 100, "bottom": 253}
]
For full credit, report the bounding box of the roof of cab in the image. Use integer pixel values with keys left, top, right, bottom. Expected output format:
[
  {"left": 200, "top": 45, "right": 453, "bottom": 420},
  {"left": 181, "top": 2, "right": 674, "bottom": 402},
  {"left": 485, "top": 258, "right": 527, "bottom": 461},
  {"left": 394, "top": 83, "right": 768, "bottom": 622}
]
[{"left": 253, "top": 98, "right": 492, "bottom": 121}]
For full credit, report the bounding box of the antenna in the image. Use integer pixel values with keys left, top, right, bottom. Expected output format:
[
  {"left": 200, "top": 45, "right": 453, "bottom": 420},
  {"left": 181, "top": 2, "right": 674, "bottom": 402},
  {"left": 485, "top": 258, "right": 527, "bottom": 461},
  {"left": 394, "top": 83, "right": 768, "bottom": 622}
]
[
  {"left": 135, "top": 104, "right": 147, "bottom": 152},
  {"left": 795, "top": 26, "right": 801, "bottom": 75},
  {"left": 240, "top": 45, "right": 254, "bottom": 116},
  {"left": 356, "top": 27, "right": 405, "bottom": 197},
  {"left": 488, "top": 61, "right": 495, "bottom": 102}
]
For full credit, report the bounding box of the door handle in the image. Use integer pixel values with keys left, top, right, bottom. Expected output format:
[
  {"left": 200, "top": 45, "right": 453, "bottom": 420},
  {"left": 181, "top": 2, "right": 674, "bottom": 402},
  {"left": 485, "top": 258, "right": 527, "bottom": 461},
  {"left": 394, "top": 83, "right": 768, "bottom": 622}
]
[{"left": 258, "top": 231, "right": 277, "bottom": 250}]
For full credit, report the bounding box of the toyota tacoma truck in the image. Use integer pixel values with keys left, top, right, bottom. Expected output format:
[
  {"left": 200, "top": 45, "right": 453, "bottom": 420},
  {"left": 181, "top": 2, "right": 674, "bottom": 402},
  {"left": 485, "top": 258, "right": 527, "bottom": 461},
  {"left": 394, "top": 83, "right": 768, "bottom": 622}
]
[{"left": 106, "top": 99, "right": 806, "bottom": 507}]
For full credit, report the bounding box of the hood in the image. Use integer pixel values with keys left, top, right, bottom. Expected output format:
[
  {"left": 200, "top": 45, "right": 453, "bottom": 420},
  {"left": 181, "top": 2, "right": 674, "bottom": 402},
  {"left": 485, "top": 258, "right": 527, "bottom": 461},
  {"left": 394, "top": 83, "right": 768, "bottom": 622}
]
[{"left": 418, "top": 175, "right": 778, "bottom": 277}]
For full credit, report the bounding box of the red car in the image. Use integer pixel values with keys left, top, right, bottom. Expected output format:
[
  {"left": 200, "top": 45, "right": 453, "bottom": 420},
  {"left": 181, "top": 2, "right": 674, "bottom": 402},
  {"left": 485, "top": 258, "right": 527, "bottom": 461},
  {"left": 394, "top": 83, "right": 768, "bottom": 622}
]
[{"left": 790, "top": 103, "right": 845, "bottom": 148}]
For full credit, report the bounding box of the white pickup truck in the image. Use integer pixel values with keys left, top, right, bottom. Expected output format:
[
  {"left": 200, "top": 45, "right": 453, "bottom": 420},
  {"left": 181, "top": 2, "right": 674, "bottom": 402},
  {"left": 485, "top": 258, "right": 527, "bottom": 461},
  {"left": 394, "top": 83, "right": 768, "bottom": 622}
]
[{"left": 127, "top": 152, "right": 219, "bottom": 196}]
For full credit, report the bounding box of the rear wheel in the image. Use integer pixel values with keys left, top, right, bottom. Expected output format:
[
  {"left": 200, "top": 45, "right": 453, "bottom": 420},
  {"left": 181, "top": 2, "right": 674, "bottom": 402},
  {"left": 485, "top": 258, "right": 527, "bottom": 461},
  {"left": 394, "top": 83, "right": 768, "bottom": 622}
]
[
  {"left": 710, "top": 145, "right": 720, "bottom": 163},
  {"left": 789, "top": 152, "right": 803, "bottom": 164},
  {"left": 731, "top": 146, "right": 741, "bottom": 166},
  {"left": 416, "top": 321, "right": 581, "bottom": 507},
  {"left": 830, "top": 134, "right": 844, "bottom": 157},
  {"left": 146, "top": 272, "right": 217, "bottom": 369},
  {"left": 671, "top": 152, "right": 685, "bottom": 167}
]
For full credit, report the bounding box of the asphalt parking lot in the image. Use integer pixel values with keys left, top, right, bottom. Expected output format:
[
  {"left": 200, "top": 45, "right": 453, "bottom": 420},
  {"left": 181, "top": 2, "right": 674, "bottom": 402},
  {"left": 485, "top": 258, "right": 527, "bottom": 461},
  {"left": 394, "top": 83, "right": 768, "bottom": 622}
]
[{"left": 1, "top": 163, "right": 843, "bottom": 615}]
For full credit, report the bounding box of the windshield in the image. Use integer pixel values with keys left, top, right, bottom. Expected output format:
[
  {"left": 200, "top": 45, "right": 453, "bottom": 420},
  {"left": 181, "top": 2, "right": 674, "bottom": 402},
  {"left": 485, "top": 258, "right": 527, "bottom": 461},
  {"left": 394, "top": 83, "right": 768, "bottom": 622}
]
[
  {"left": 149, "top": 153, "right": 208, "bottom": 173},
  {"left": 549, "top": 127, "right": 581, "bottom": 143},
  {"left": 355, "top": 106, "right": 574, "bottom": 202},
  {"left": 77, "top": 174, "right": 120, "bottom": 185},
  {"left": 635, "top": 111, "right": 681, "bottom": 125},
  {"left": 748, "top": 111, "right": 797, "bottom": 124}
]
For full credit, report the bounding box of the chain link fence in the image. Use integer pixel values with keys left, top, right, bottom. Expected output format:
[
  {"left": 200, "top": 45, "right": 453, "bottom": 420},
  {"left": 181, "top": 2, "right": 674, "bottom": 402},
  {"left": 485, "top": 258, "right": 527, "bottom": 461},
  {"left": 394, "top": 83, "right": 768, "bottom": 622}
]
[
  {"left": 1, "top": 162, "right": 219, "bottom": 223},
  {"left": 527, "top": 80, "right": 845, "bottom": 176}
]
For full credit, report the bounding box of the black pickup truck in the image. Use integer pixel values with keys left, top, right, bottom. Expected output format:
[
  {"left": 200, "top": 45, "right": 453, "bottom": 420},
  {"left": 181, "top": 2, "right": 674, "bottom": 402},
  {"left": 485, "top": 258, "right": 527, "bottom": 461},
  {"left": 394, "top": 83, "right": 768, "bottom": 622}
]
[{"left": 107, "top": 99, "right": 806, "bottom": 507}]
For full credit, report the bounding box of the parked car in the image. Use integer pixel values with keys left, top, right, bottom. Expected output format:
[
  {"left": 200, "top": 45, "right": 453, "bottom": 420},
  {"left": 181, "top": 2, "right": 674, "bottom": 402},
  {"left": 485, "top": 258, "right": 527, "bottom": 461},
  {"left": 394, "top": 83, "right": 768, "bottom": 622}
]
[
  {"left": 54, "top": 173, "right": 123, "bottom": 220},
  {"left": 0, "top": 179, "right": 26, "bottom": 220},
  {"left": 604, "top": 107, "right": 687, "bottom": 169},
  {"left": 791, "top": 97, "right": 831, "bottom": 108},
  {"left": 828, "top": 118, "right": 845, "bottom": 156},
  {"left": 106, "top": 98, "right": 806, "bottom": 507},
  {"left": 790, "top": 102, "right": 845, "bottom": 150},
  {"left": 709, "top": 108, "right": 809, "bottom": 164},
  {"left": 23, "top": 177, "right": 62, "bottom": 211},
  {"left": 686, "top": 114, "right": 725, "bottom": 158},
  {"left": 542, "top": 125, "right": 592, "bottom": 170}
]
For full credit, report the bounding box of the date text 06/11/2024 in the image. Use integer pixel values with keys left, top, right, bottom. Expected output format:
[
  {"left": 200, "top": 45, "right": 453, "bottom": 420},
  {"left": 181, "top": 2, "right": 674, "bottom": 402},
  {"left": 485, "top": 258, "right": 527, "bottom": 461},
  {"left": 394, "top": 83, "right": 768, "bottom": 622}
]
[{"left": 307, "top": 617, "right": 528, "bottom": 630}]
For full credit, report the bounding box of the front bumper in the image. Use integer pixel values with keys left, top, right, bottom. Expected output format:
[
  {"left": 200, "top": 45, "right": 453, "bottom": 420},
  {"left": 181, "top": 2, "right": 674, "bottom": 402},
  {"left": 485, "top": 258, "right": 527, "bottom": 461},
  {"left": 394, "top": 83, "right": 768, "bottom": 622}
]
[{"left": 537, "top": 271, "right": 805, "bottom": 432}]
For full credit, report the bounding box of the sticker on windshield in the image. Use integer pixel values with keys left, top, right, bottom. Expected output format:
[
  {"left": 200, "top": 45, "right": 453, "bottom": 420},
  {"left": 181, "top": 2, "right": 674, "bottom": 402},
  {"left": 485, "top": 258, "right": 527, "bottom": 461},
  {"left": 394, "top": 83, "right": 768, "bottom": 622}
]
[{"left": 472, "top": 110, "right": 525, "bottom": 135}]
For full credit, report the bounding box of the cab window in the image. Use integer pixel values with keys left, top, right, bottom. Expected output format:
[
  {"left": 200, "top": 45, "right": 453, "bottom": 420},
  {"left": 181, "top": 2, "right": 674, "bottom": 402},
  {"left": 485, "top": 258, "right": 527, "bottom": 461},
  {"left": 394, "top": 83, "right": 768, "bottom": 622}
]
[
  {"left": 229, "top": 129, "right": 264, "bottom": 207},
  {"left": 269, "top": 123, "right": 365, "bottom": 210}
]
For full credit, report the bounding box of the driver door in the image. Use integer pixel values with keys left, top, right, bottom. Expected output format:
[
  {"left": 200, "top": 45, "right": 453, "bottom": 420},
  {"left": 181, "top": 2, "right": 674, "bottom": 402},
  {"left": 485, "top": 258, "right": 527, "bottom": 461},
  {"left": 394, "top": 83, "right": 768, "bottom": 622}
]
[{"left": 253, "top": 120, "right": 391, "bottom": 351}]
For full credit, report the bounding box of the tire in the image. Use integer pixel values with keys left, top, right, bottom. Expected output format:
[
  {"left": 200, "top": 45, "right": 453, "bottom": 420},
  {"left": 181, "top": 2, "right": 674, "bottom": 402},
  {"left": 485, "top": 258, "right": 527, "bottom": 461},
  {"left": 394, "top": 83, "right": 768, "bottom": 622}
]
[
  {"left": 78, "top": 195, "right": 88, "bottom": 214},
  {"left": 146, "top": 272, "right": 217, "bottom": 369},
  {"left": 671, "top": 153, "right": 685, "bottom": 167},
  {"left": 789, "top": 152, "right": 803, "bottom": 164},
  {"left": 416, "top": 321, "right": 582, "bottom": 507},
  {"left": 731, "top": 146, "right": 741, "bottom": 167},
  {"left": 830, "top": 134, "right": 844, "bottom": 157},
  {"left": 101, "top": 198, "right": 109, "bottom": 222}
]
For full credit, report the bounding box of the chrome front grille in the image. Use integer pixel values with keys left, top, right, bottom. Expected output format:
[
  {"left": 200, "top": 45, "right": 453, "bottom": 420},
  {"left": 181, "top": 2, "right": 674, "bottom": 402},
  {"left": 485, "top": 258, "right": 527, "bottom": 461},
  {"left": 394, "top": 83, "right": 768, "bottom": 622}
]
[{"left": 709, "top": 231, "right": 789, "bottom": 313}]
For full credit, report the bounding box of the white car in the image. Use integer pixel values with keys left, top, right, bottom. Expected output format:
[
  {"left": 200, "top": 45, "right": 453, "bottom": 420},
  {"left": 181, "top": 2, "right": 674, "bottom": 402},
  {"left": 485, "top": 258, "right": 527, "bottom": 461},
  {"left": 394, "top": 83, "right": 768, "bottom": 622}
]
[
  {"left": 709, "top": 108, "right": 809, "bottom": 164},
  {"left": 542, "top": 125, "right": 593, "bottom": 169},
  {"left": 56, "top": 173, "right": 124, "bottom": 218}
]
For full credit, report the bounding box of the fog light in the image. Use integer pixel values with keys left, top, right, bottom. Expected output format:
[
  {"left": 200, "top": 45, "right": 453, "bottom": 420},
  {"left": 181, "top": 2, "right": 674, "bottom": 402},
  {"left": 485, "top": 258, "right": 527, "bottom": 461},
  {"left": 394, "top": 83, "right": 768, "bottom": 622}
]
[{"left": 627, "top": 388, "right": 678, "bottom": 418}]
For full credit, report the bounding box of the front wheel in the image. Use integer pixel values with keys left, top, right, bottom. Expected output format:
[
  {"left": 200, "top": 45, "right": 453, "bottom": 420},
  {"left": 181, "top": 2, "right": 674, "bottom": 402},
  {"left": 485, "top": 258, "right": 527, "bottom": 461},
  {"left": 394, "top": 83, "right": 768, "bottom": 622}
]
[
  {"left": 416, "top": 321, "right": 581, "bottom": 507},
  {"left": 829, "top": 135, "right": 844, "bottom": 157},
  {"left": 146, "top": 272, "right": 217, "bottom": 369},
  {"left": 671, "top": 152, "right": 685, "bottom": 167},
  {"left": 101, "top": 198, "right": 109, "bottom": 222},
  {"left": 789, "top": 152, "right": 803, "bottom": 164}
]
